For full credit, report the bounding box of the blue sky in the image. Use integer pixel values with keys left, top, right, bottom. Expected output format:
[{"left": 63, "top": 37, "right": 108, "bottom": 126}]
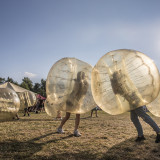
[{"left": 0, "top": 0, "right": 160, "bottom": 83}]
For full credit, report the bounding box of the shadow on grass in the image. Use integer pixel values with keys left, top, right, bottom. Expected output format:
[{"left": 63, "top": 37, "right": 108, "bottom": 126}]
[
  {"left": 18, "top": 118, "right": 54, "bottom": 122},
  {"left": 80, "top": 116, "right": 92, "bottom": 119},
  {"left": 0, "top": 117, "right": 92, "bottom": 123},
  {"left": 0, "top": 132, "right": 74, "bottom": 160},
  {"left": 19, "top": 117, "right": 92, "bottom": 122},
  {"left": 101, "top": 135, "right": 160, "bottom": 160},
  {"left": 1, "top": 134, "right": 160, "bottom": 160}
]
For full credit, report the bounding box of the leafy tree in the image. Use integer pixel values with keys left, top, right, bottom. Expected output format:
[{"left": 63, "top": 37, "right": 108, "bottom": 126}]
[
  {"left": 41, "top": 79, "right": 46, "bottom": 91},
  {"left": 6, "top": 77, "right": 14, "bottom": 83},
  {"left": 40, "top": 79, "right": 46, "bottom": 97},
  {"left": 20, "top": 82, "right": 30, "bottom": 90},
  {"left": 6, "top": 77, "right": 19, "bottom": 85},
  {"left": 20, "top": 77, "right": 33, "bottom": 91},
  {"left": 33, "top": 83, "right": 41, "bottom": 93},
  {"left": 32, "top": 79, "right": 46, "bottom": 97},
  {"left": 0, "top": 77, "right": 5, "bottom": 84}
]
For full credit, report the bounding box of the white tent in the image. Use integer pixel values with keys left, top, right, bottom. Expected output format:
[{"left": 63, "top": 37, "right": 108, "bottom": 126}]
[
  {"left": 0, "top": 82, "right": 37, "bottom": 109},
  {"left": 0, "top": 82, "right": 36, "bottom": 94}
]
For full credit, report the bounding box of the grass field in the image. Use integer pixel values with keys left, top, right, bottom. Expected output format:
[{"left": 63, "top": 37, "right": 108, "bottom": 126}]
[{"left": 0, "top": 110, "right": 160, "bottom": 160}]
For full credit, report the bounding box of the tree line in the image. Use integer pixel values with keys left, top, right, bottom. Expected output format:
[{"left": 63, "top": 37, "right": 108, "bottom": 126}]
[{"left": 0, "top": 77, "right": 46, "bottom": 97}]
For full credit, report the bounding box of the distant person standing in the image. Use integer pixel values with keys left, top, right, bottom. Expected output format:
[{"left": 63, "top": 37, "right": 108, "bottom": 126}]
[
  {"left": 91, "top": 106, "right": 99, "bottom": 117},
  {"left": 24, "top": 107, "right": 30, "bottom": 116},
  {"left": 39, "top": 100, "right": 45, "bottom": 112},
  {"left": 130, "top": 105, "right": 160, "bottom": 143},
  {"left": 35, "top": 99, "right": 40, "bottom": 113}
]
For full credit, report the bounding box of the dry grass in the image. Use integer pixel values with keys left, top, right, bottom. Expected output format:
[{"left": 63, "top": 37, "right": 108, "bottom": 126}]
[{"left": 0, "top": 111, "right": 160, "bottom": 160}]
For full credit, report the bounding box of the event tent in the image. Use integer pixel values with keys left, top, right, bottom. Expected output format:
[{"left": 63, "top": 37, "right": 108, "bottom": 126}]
[
  {"left": 0, "top": 82, "right": 35, "bottom": 94},
  {"left": 37, "top": 94, "right": 46, "bottom": 100},
  {"left": 0, "top": 82, "right": 46, "bottom": 100},
  {"left": 0, "top": 82, "right": 37, "bottom": 109}
]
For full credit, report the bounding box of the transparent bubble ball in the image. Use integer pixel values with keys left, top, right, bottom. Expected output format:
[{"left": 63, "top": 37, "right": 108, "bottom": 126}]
[
  {"left": 17, "top": 91, "right": 37, "bottom": 110},
  {"left": 46, "top": 57, "right": 96, "bottom": 114},
  {"left": 147, "top": 81, "right": 160, "bottom": 117},
  {"left": 44, "top": 100, "right": 65, "bottom": 118},
  {"left": 0, "top": 88, "right": 20, "bottom": 121},
  {"left": 91, "top": 49, "right": 160, "bottom": 115}
]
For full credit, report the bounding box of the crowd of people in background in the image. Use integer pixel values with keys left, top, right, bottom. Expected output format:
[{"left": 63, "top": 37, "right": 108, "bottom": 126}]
[
  {"left": 18, "top": 102, "right": 101, "bottom": 119},
  {"left": 23, "top": 99, "right": 45, "bottom": 117}
]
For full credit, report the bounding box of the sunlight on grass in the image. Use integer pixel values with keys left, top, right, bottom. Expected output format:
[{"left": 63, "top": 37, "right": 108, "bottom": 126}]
[{"left": 0, "top": 111, "right": 160, "bottom": 159}]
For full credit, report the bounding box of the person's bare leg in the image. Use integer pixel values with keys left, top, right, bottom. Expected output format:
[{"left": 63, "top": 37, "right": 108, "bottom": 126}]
[
  {"left": 16, "top": 113, "right": 19, "bottom": 120},
  {"left": 96, "top": 110, "right": 98, "bottom": 117},
  {"left": 58, "top": 112, "right": 70, "bottom": 131},
  {"left": 74, "top": 114, "right": 80, "bottom": 131},
  {"left": 74, "top": 114, "right": 81, "bottom": 137},
  {"left": 27, "top": 109, "right": 30, "bottom": 116},
  {"left": 91, "top": 110, "right": 93, "bottom": 117}
]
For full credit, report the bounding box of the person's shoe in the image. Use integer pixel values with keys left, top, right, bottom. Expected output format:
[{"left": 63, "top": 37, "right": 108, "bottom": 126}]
[
  {"left": 74, "top": 130, "right": 81, "bottom": 137},
  {"left": 57, "top": 127, "right": 65, "bottom": 134},
  {"left": 55, "top": 117, "right": 62, "bottom": 121},
  {"left": 155, "top": 133, "right": 160, "bottom": 143},
  {"left": 135, "top": 135, "right": 146, "bottom": 142}
]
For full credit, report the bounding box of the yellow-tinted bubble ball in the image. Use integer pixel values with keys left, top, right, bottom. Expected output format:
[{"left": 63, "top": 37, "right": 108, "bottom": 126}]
[
  {"left": 17, "top": 91, "right": 37, "bottom": 110},
  {"left": 0, "top": 88, "right": 20, "bottom": 121},
  {"left": 91, "top": 49, "right": 160, "bottom": 115},
  {"left": 44, "top": 100, "right": 64, "bottom": 118},
  {"left": 147, "top": 82, "right": 160, "bottom": 117},
  {"left": 46, "top": 57, "right": 96, "bottom": 114}
]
